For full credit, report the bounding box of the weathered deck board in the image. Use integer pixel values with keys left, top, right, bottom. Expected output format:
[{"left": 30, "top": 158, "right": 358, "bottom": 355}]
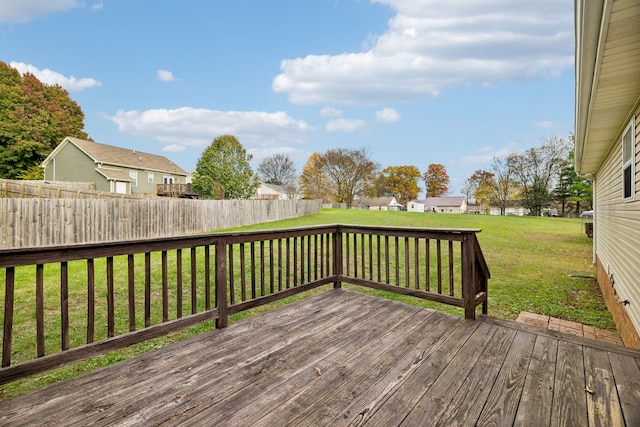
[{"left": 1, "top": 289, "right": 640, "bottom": 427}]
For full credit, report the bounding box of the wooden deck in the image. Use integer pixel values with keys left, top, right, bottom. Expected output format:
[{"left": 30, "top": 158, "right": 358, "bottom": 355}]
[{"left": 2, "top": 289, "right": 639, "bottom": 426}]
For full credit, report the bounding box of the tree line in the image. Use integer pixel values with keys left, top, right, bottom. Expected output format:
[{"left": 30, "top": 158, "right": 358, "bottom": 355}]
[{"left": 462, "top": 135, "right": 592, "bottom": 216}]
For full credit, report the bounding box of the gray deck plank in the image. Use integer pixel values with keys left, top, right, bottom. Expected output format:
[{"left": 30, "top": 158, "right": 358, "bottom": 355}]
[
  {"left": 514, "top": 335, "right": 559, "bottom": 427},
  {"left": 608, "top": 352, "right": 640, "bottom": 426},
  {"left": 584, "top": 347, "right": 625, "bottom": 427},
  {"left": 551, "top": 340, "right": 588, "bottom": 427},
  {"left": 475, "top": 330, "right": 537, "bottom": 427},
  {"left": 435, "top": 325, "right": 518, "bottom": 426},
  {"left": 0, "top": 289, "right": 639, "bottom": 427}
]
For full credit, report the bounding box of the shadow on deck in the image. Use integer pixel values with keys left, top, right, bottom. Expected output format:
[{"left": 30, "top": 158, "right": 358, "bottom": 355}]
[{"left": 2, "top": 289, "right": 639, "bottom": 426}]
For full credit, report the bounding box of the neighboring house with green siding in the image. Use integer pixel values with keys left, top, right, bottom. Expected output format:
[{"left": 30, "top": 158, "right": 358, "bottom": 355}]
[{"left": 42, "top": 137, "right": 188, "bottom": 195}]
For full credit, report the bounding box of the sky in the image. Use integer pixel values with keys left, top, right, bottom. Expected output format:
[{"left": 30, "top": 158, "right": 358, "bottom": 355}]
[{"left": 0, "top": 0, "right": 575, "bottom": 196}]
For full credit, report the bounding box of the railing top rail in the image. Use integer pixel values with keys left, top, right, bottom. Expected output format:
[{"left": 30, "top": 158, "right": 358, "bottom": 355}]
[{"left": 0, "top": 223, "right": 482, "bottom": 268}]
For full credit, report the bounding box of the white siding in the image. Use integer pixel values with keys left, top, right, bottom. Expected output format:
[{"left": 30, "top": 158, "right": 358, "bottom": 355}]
[{"left": 595, "top": 105, "right": 640, "bottom": 335}]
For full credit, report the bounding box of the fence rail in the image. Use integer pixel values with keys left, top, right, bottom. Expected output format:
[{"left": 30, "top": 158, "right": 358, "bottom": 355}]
[
  {"left": 0, "top": 198, "right": 323, "bottom": 248},
  {"left": 0, "top": 224, "right": 489, "bottom": 384}
]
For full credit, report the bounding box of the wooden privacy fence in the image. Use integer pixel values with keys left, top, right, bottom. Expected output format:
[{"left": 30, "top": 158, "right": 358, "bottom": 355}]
[
  {"left": 0, "top": 224, "right": 489, "bottom": 384},
  {"left": 0, "top": 179, "right": 143, "bottom": 199},
  {"left": 0, "top": 198, "right": 323, "bottom": 248}
]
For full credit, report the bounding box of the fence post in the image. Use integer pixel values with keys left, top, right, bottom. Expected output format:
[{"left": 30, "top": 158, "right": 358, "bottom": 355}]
[
  {"left": 216, "top": 237, "right": 229, "bottom": 328},
  {"left": 333, "top": 227, "right": 343, "bottom": 288},
  {"left": 461, "top": 233, "right": 476, "bottom": 319}
]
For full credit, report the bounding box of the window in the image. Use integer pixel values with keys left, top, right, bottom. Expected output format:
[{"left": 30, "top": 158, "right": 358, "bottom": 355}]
[
  {"left": 148, "top": 173, "right": 154, "bottom": 184},
  {"left": 129, "top": 171, "right": 138, "bottom": 187},
  {"left": 163, "top": 176, "right": 174, "bottom": 184},
  {"left": 622, "top": 119, "right": 635, "bottom": 201}
]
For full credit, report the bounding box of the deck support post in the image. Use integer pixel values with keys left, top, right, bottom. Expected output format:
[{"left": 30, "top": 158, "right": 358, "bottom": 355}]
[
  {"left": 216, "top": 237, "right": 228, "bottom": 328},
  {"left": 333, "top": 228, "right": 343, "bottom": 288},
  {"left": 461, "top": 234, "right": 476, "bottom": 320}
]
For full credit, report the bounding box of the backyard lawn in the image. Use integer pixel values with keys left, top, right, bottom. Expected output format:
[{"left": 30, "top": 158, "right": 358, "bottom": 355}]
[
  {"left": 234, "top": 209, "right": 610, "bottom": 328},
  {"left": 0, "top": 208, "right": 611, "bottom": 400}
]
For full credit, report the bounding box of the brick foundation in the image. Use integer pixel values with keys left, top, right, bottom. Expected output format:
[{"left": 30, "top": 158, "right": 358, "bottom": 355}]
[{"left": 596, "top": 256, "right": 640, "bottom": 349}]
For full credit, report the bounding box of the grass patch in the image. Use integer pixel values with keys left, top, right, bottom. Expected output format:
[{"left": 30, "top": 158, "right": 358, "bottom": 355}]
[{"left": 1, "top": 209, "right": 612, "bottom": 400}]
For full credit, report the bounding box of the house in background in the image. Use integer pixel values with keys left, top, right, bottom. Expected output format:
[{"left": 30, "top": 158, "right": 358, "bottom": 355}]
[
  {"left": 352, "top": 196, "right": 403, "bottom": 211},
  {"left": 407, "top": 197, "right": 467, "bottom": 214},
  {"left": 255, "top": 182, "right": 299, "bottom": 200},
  {"left": 42, "top": 137, "right": 188, "bottom": 195},
  {"left": 489, "top": 203, "right": 529, "bottom": 216},
  {"left": 575, "top": 0, "right": 640, "bottom": 348}
]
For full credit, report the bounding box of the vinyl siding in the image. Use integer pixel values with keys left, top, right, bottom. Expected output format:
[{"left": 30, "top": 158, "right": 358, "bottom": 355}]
[
  {"left": 44, "top": 142, "right": 110, "bottom": 191},
  {"left": 595, "top": 104, "right": 640, "bottom": 336},
  {"left": 131, "top": 172, "right": 186, "bottom": 195}
]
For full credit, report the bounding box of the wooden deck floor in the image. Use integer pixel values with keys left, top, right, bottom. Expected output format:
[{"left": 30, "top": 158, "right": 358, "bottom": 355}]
[{"left": 2, "top": 289, "right": 640, "bottom": 426}]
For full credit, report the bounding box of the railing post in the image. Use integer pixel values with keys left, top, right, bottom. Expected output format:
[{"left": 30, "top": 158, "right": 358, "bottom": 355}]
[
  {"left": 216, "top": 237, "right": 229, "bottom": 328},
  {"left": 333, "top": 228, "right": 343, "bottom": 288},
  {"left": 461, "top": 233, "right": 476, "bottom": 319}
]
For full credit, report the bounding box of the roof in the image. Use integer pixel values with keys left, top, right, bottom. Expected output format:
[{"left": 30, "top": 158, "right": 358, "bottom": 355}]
[
  {"left": 95, "top": 168, "right": 135, "bottom": 182},
  {"left": 259, "top": 182, "right": 289, "bottom": 194},
  {"left": 575, "top": 0, "right": 640, "bottom": 174},
  {"left": 353, "top": 197, "right": 397, "bottom": 207},
  {"left": 43, "top": 137, "right": 188, "bottom": 176},
  {"left": 410, "top": 197, "right": 466, "bottom": 207}
]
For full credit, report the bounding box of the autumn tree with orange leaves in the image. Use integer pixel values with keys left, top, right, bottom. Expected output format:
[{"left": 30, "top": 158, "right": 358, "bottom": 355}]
[{"left": 423, "top": 163, "right": 450, "bottom": 197}]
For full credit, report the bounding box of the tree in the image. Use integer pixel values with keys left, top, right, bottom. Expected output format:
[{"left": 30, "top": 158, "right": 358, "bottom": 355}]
[
  {"left": 463, "top": 170, "right": 495, "bottom": 213},
  {"left": 0, "top": 61, "right": 89, "bottom": 179},
  {"left": 423, "top": 163, "right": 449, "bottom": 197},
  {"left": 511, "top": 136, "right": 571, "bottom": 216},
  {"left": 317, "top": 147, "right": 380, "bottom": 205},
  {"left": 192, "top": 135, "right": 258, "bottom": 199},
  {"left": 373, "top": 165, "right": 421, "bottom": 206},
  {"left": 489, "top": 154, "right": 520, "bottom": 215},
  {"left": 299, "top": 153, "right": 331, "bottom": 201},
  {"left": 257, "top": 153, "right": 297, "bottom": 187},
  {"left": 554, "top": 149, "right": 593, "bottom": 216}
]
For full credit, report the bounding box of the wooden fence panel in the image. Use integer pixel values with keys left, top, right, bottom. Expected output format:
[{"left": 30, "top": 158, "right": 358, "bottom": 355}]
[{"left": 0, "top": 199, "right": 322, "bottom": 248}]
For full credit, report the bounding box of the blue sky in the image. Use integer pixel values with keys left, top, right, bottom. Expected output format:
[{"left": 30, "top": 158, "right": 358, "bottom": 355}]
[{"left": 0, "top": 0, "right": 574, "bottom": 196}]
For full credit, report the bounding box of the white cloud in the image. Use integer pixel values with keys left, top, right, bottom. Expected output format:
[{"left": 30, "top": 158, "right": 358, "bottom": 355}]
[
  {"left": 91, "top": 3, "right": 103, "bottom": 11},
  {"left": 534, "top": 121, "right": 554, "bottom": 129},
  {"left": 450, "top": 143, "right": 517, "bottom": 167},
  {"left": 319, "top": 107, "right": 343, "bottom": 117},
  {"left": 110, "top": 107, "right": 314, "bottom": 152},
  {"left": 376, "top": 108, "right": 400, "bottom": 123},
  {"left": 273, "top": 0, "right": 573, "bottom": 105},
  {"left": 162, "top": 144, "right": 186, "bottom": 153},
  {"left": 9, "top": 61, "right": 102, "bottom": 91},
  {"left": 157, "top": 69, "right": 175, "bottom": 82},
  {"left": 0, "top": 0, "right": 81, "bottom": 23},
  {"left": 325, "top": 118, "right": 367, "bottom": 133}
]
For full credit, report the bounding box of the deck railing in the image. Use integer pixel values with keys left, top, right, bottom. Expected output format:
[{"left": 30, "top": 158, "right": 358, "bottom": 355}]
[{"left": 0, "top": 224, "right": 488, "bottom": 384}]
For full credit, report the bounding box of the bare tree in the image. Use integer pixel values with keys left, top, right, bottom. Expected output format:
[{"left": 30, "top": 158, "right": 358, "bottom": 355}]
[
  {"left": 511, "top": 136, "right": 572, "bottom": 216},
  {"left": 257, "top": 153, "right": 297, "bottom": 187},
  {"left": 317, "top": 147, "right": 380, "bottom": 205}
]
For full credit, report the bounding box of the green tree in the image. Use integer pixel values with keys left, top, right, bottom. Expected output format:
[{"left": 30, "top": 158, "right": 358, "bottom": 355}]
[
  {"left": 554, "top": 150, "right": 593, "bottom": 216},
  {"left": 374, "top": 165, "right": 421, "bottom": 206},
  {"left": 0, "top": 61, "right": 88, "bottom": 179},
  {"left": 423, "top": 163, "right": 449, "bottom": 197},
  {"left": 192, "top": 135, "right": 258, "bottom": 199}
]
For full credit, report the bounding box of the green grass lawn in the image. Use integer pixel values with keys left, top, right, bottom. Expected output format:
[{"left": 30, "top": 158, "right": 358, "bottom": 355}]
[
  {"left": 0, "top": 208, "right": 611, "bottom": 400},
  {"left": 233, "top": 209, "right": 608, "bottom": 328}
]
